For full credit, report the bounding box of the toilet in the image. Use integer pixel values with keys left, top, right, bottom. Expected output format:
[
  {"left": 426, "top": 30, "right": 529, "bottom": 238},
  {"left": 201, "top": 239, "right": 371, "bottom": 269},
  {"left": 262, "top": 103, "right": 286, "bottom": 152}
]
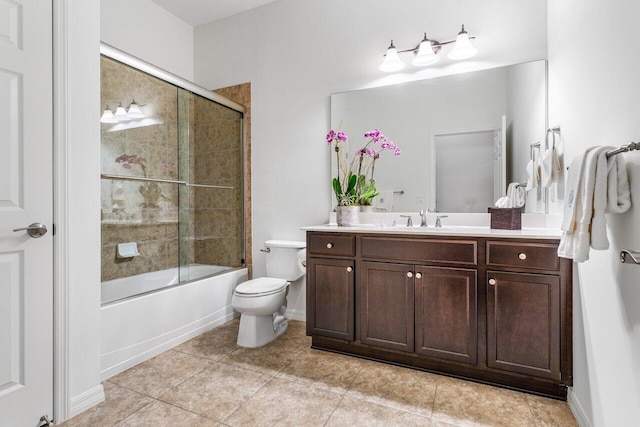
[{"left": 231, "top": 240, "right": 306, "bottom": 348}]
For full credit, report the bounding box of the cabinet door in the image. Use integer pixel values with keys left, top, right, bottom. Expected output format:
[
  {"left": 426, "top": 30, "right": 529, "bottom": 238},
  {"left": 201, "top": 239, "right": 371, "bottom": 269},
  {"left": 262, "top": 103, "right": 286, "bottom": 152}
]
[
  {"left": 307, "top": 258, "right": 355, "bottom": 341},
  {"left": 415, "top": 266, "right": 477, "bottom": 364},
  {"left": 487, "top": 271, "right": 560, "bottom": 380},
  {"left": 360, "top": 262, "right": 414, "bottom": 352}
]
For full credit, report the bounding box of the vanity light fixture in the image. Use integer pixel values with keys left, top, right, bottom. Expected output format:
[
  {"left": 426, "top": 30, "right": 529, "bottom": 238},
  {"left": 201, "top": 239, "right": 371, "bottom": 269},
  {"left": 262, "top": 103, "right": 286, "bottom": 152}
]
[
  {"left": 447, "top": 25, "right": 478, "bottom": 60},
  {"left": 126, "top": 99, "right": 145, "bottom": 119},
  {"left": 100, "top": 100, "right": 146, "bottom": 123},
  {"left": 379, "top": 40, "right": 405, "bottom": 72},
  {"left": 379, "top": 24, "right": 477, "bottom": 72}
]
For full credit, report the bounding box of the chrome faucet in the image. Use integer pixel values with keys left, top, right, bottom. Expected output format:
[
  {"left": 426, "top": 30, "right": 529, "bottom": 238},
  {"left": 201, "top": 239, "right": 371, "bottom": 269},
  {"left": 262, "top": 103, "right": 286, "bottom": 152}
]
[
  {"left": 435, "top": 215, "right": 448, "bottom": 228},
  {"left": 400, "top": 215, "right": 413, "bottom": 227},
  {"left": 419, "top": 209, "right": 427, "bottom": 227}
]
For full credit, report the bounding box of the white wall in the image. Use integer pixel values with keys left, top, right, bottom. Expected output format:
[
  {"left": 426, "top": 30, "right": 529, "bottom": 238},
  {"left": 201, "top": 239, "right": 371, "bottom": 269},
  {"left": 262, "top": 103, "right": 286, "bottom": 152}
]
[
  {"left": 548, "top": 1, "right": 640, "bottom": 425},
  {"left": 58, "top": 0, "right": 103, "bottom": 419},
  {"left": 193, "top": 0, "right": 548, "bottom": 316},
  {"left": 100, "top": 0, "right": 194, "bottom": 80}
]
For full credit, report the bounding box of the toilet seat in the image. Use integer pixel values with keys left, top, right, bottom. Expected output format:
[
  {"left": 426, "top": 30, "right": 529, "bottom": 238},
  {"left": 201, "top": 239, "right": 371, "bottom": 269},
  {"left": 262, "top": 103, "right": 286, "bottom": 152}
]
[{"left": 234, "top": 277, "right": 288, "bottom": 297}]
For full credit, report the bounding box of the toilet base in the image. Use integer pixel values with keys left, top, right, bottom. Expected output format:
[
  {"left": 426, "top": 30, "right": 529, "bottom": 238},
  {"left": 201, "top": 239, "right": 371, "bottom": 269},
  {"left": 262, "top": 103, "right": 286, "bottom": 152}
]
[{"left": 237, "top": 313, "right": 288, "bottom": 348}]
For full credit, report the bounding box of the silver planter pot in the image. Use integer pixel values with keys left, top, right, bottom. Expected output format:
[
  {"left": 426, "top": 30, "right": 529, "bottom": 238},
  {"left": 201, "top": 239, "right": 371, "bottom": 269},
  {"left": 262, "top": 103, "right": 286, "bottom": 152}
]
[{"left": 336, "top": 206, "right": 360, "bottom": 226}]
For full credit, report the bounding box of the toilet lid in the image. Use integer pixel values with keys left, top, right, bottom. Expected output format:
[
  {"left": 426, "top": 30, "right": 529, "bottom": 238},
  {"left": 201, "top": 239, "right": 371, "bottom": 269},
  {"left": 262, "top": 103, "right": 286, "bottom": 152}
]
[{"left": 234, "top": 277, "right": 288, "bottom": 296}]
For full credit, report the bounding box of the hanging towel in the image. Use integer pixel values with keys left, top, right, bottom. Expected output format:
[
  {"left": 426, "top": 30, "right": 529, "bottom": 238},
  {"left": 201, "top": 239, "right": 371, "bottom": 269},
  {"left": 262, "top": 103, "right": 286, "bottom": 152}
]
[
  {"left": 525, "top": 152, "right": 540, "bottom": 192},
  {"left": 606, "top": 154, "right": 631, "bottom": 214},
  {"left": 541, "top": 146, "right": 563, "bottom": 188},
  {"left": 558, "top": 146, "right": 631, "bottom": 261}
]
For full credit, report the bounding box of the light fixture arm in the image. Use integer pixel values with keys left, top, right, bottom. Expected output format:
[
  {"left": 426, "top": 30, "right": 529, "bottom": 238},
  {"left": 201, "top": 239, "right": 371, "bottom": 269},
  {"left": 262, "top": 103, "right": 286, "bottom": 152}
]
[{"left": 379, "top": 25, "right": 477, "bottom": 71}]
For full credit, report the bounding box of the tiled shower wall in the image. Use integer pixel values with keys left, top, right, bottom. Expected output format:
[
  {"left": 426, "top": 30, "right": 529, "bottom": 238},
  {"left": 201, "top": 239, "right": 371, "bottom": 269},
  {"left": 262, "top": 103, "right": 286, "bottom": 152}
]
[
  {"left": 189, "top": 95, "right": 244, "bottom": 268},
  {"left": 101, "top": 56, "right": 180, "bottom": 282},
  {"left": 101, "top": 56, "right": 245, "bottom": 283}
]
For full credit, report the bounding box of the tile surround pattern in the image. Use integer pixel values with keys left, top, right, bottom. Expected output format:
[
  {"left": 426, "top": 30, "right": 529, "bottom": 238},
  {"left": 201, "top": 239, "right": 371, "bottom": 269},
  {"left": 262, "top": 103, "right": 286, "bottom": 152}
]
[
  {"left": 61, "top": 319, "right": 578, "bottom": 426},
  {"left": 100, "top": 57, "right": 246, "bottom": 286}
]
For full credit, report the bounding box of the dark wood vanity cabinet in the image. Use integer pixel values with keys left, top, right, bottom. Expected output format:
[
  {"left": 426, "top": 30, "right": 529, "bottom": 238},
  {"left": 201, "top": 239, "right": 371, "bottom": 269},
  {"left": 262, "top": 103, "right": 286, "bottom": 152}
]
[
  {"left": 359, "top": 262, "right": 415, "bottom": 352},
  {"left": 306, "top": 257, "right": 354, "bottom": 341},
  {"left": 486, "top": 271, "right": 560, "bottom": 380},
  {"left": 415, "top": 266, "right": 477, "bottom": 365},
  {"left": 306, "top": 231, "right": 572, "bottom": 399}
]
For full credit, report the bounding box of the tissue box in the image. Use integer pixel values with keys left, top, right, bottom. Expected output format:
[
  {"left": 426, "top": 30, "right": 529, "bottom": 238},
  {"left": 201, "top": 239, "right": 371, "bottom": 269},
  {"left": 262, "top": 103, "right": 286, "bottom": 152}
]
[{"left": 488, "top": 207, "right": 522, "bottom": 230}]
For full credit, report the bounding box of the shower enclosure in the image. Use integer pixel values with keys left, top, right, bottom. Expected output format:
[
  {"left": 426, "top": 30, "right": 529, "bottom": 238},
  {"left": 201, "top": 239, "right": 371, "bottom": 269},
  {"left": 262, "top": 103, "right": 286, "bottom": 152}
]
[{"left": 100, "top": 48, "right": 245, "bottom": 304}]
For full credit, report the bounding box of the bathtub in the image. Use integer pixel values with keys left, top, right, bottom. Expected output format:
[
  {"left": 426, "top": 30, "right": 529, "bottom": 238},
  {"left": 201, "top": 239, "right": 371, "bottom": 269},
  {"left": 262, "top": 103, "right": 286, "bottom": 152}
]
[
  {"left": 101, "top": 264, "right": 232, "bottom": 304},
  {"left": 100, "top": 266, "right": 248, "bottom": 380}
]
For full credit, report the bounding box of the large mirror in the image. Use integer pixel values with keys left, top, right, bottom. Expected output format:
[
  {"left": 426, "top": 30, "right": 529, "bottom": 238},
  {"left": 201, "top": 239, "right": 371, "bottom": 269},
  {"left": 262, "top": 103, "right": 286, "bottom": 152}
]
[{"left": 331, "top": 60, "right": 547, "bottom": 213}]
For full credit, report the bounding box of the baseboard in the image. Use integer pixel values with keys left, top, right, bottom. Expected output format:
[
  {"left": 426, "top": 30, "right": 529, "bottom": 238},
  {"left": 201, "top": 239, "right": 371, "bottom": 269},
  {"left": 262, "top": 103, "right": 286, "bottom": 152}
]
[
  {"left": 285, "top": 308, "right": 306, "bottom": 322},
  {"left": 69, "top": 384, "right": 105, "bottom": 418},
  {"left": 567, "top": 388, "right": 592, "bottom": 427},
  {"left": 100, "top": 309, "right": 239, "bottom": 380}
]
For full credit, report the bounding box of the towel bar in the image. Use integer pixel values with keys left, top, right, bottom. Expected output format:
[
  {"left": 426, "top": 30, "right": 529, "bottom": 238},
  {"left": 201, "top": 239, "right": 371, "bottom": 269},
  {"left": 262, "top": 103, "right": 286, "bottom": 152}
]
[
  {"left": 620, "top": 250, "right": 640, "bottom": 265},
  {"left": 606, "top": 142, "right": 640, "bottom": 158}
]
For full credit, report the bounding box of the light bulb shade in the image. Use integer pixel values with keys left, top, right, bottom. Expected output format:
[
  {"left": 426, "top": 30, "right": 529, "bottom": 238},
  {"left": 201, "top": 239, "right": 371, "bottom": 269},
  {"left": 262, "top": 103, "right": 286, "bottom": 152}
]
[
  {"left": 114, "top": 105, "right": 128, "bottom": 119},
  {"left": 127, "top": 102, "right": 145, "bottom": 119},
  {"left": 411, "top": 39, "right": 439, "bottom": 67},
  {"left": 100, "top": 108, "right": 117, "bottom": 123},
  {"left": 448, "top": 28, "right": 477, "bottom": 60},
  {"left": 379, "top": 42, "right": 405, "bottom": 72}
]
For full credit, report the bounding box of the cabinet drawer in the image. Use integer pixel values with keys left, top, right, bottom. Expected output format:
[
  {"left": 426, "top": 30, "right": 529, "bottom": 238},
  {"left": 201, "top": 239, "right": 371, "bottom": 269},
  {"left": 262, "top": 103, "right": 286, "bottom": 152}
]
[
  {"left": 487, "top": 241, "right": 560, "bottom": 271},
  {"left": 308, "top": 233, "right": 355, "bottom": 257},
  {"left": 361, "top": 236, "right": 477, "bottom": 266}
]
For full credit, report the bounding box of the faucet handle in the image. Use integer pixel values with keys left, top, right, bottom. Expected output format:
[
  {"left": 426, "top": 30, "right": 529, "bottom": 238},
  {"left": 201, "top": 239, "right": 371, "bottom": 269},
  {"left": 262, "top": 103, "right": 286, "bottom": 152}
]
[
  {"left": 435, "top": 215, "right": 448, "bottom": 228},
  {"left": 400, "top": 215, "right": 413, "bottom": 227}
]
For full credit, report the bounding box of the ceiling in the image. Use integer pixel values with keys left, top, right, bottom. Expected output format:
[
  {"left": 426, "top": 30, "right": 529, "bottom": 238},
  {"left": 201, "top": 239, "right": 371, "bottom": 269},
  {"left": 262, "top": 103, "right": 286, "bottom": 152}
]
[{"left": 151, "top": 0, "right": 278, "bottom": 27}]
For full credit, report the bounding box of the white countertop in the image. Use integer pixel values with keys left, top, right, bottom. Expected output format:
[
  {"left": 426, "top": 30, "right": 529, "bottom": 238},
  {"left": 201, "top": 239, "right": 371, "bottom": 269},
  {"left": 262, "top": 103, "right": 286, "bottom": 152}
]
[{"left": 302, "top": 224, "right": 562, "bottom": 240}]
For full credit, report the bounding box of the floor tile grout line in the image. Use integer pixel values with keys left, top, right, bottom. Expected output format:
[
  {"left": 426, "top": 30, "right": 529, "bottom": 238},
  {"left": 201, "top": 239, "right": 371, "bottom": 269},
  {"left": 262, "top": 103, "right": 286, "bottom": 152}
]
[
  {"left": 322, "top": 393, "right": 346, "bottom": 427},
  {"left": 110, "top": 398, "right": 156, "bottom": 426},
  {"left": 220, "top": 374, "right": 281, "bottom": 425}
]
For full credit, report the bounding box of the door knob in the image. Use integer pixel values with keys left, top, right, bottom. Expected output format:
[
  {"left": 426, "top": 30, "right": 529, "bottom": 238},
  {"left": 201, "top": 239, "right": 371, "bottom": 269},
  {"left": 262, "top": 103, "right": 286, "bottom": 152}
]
[
  {"left": 13, "top": 223, "right": 48, "bottom": 238},
  {"left": 326, "top": 243, "right": 334, "bottom": 249},
  {"left": 518, "top": 253, "right": 527, "bottom": 260},
  {"left": 488, "top": 278, "right": 496, "bottom": 285},
  {"left": 407, "top": 272, "right": 413, "bottom": 278},
  {"left": 346, "top": 266, "right": 353, "bottom": 272},
  {"left": 415, "top": 272, "right": 422, "bottom": 279}
]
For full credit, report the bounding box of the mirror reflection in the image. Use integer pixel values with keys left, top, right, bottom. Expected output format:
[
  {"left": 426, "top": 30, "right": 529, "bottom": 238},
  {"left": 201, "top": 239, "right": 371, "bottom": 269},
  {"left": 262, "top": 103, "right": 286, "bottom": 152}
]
[{"left": 331, "top": 60, "right": 547, "bottom": 213}]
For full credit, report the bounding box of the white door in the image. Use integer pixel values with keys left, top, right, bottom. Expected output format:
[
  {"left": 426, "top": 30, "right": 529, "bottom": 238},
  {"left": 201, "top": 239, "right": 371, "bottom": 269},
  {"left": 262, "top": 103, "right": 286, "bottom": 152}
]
[
  {"left": 0, "top": 1, "right": 53, "bottom": 426},
  {"left": 434, "top": 131, "right": 494, "bottom": 213}
]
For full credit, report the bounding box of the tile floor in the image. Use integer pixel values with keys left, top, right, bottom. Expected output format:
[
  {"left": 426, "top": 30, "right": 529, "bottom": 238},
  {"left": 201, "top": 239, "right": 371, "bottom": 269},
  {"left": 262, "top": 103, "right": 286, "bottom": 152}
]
[{"left": 60, "top": 318, "right": 578, "bottom": 426}]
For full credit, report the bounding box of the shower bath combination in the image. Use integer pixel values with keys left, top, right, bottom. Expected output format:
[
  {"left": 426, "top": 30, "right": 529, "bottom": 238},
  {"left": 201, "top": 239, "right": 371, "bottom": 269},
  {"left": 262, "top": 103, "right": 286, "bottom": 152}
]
[
  {"left": 100, "top": 49, "right": 245, "bottom": 303},
  {"left": 99, "top": 44, "right": 250, "bottom": 380}
]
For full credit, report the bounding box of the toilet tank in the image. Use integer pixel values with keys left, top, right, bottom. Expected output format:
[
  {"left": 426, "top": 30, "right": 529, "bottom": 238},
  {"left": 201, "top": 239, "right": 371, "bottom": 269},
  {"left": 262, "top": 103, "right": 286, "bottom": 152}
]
[{"left": 264, "top": 240, "right": 306, "bottom": 281}]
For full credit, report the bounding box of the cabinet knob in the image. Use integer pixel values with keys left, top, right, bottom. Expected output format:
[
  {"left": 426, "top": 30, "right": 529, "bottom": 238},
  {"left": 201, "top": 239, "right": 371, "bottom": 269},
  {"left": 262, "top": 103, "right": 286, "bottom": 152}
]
[
  {"left": 415, "top": 272, "right": 422, "bottom": 279},
  {"left": 489, "top": 278, "right": 496, "bottom": 285},
  {"left": 407, "top": 272, "right": 413, "bottom": 278},
  {"left": 518, "top": 252, "right": 527, "bottom": 260},
  {"left": 326, "top": 243, "right": 334, "bottom": 249},
  {"left": 346, "top": 266, "right": 353, "bottom": 273}
]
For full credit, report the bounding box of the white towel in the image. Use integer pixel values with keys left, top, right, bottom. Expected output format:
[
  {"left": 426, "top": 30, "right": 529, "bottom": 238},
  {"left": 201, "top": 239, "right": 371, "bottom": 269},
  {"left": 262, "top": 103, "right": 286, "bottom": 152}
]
[
  {"left": 525, "top": 154, "right": 540, "bottom": 192},
  {"left": 506, "top": 182, "right": 525, "bottom": 208},
  {"left": 541, "top": 146, "right": 563, "bottom": 188},
  {"left": 558, "top": 146, "right": 631, "bottom": 261},
  {"left": 606, "top": 154, "right": 631, "bottom": 214}
]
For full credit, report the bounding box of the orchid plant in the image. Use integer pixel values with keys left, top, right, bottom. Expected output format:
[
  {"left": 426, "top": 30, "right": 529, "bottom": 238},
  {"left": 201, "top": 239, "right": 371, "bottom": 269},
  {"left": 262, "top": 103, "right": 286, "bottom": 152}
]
[{"left": 326, "top": 128, "right": 400, "bottom": 207}]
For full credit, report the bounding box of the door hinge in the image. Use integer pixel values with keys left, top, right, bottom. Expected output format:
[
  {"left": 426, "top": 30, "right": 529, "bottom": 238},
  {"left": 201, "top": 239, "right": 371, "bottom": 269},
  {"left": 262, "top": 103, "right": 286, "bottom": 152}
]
[{"left": 39, "top": 415, "right": 54, "bottom": 426}]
